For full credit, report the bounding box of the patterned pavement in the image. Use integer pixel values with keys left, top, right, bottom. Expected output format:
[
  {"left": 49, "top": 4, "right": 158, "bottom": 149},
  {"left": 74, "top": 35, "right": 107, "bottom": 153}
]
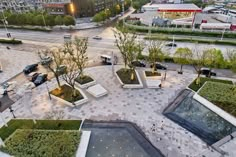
[{"left": 0, "top": 65, "right": 227, "bottom": 157}]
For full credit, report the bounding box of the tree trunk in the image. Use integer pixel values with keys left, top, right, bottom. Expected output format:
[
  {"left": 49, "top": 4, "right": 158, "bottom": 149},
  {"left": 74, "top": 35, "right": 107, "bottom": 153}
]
[
  {"left": 131, "top": 71, "right": 134, "bottom": 80},
  {"left": 196, "top": 72, "right": 201, "bottom": 85},
  {"left": 208, "top": 68, "right": 211, "bottom": 78},
  {"left": 55, "top": 76, "right": 61, "bottom": 90},
  {"left": 180, "top": 64, "right": 183, "bottom": 72}
]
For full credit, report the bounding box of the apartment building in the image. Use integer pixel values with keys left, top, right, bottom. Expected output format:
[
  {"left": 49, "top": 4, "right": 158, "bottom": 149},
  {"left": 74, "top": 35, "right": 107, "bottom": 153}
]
[{"left": 0, "top": 0, "right": 33, "bottom": 12}]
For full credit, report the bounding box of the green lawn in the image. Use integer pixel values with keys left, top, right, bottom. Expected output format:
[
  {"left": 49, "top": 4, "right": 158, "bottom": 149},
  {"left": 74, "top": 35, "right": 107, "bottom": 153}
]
[
  {"left": 116, "top": 68, "right": 140, "bottom": 84},
  {"left": 198, "top": 82, "right": 236, "bottom": 117},
  {"left": 1, "top": 129, "right": 81, "bottom": 157},
  {"left": 188, "top": 77, "right": 233, "bottom": 92},
  {"left": 0, "top": 119, "right": 81, "bottom": 141}
]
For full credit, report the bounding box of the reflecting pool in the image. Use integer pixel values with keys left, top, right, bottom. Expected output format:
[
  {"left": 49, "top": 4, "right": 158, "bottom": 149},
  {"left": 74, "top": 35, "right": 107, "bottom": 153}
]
[
  {"left": 164, "top": 90, "right": 236, "bottom": 145},
  {"left": 83, "top": 121, "right": 164, "bottom": 157}
]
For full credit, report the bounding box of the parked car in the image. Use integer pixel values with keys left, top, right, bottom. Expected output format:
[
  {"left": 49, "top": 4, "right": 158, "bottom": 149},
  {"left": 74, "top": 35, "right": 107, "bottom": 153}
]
[
  {"left": 131, "top": 60, "right": 146, "bottom": 67},
  {"left": 200, "top": 68, "right": 216, "bottom": 76},
  {"left": 23, "top": 64, "right": 38, "bottom": 74},
  {"left": 150, "top": 62, "right": 167, "bottom": 70},
  {"left": 55, "top": 65, "right": 67, "bottom": 75},
  {"left": 93, "top": 36, "right": 102, "bottom": 40},
  {"left": 34, "top": 74, "right": 47, "bottom": 86},
  {"left": 165, "top": 42, "right": 177, "bottom": 47},
  {"left": 28, "top": 72, "right": 41, "bottom": 82},
  {"left": 40, "top": 56, "right": 52, "bottom": 65}
]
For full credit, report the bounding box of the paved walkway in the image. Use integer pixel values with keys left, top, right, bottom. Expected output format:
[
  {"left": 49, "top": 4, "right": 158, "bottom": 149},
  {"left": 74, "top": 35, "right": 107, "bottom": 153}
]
[{"left": 0, "top": 65, "right": 226, "bottom": 157}]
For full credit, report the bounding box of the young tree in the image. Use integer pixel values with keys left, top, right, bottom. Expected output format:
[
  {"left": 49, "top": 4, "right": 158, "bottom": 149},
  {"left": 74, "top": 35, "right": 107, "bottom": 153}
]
[
  {"left": 191, "top": 45, "right": 209, "bottom": 84},
  {"left": 60, "top": 37, "right": 88, "bottom": 103},
  {"left": 38, "top": 48, "right": 65, "bottom": 89},
  {"left": 226, "top": 49, "right": 236, "bottom": 73},
  {"left": 114, "top": 28, "right": 137, "bottom": 69},
  {"left": 63, "top": 15, "right": 75, "bottom": 26},
  {"left": 55, "top": 15, "right": 63, "bottom": 25},
  {"left": 205, "top": 48, "right": 224, "bottom": 77},
  {"left": 65, "top": 36, "right": 88, "bottom": 78},
  {"left": 174, "top": 47, "right": 192, "bottom": 74},
  {"left": 148, "top": 40, "right": 165, "bottom": 73}
]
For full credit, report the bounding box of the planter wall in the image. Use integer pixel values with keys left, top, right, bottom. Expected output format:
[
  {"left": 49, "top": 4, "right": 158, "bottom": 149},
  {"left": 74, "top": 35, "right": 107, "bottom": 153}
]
[
  {"left": 115, "top": 70, "right": 143, "bottom": 88},
  {"left": 193, "top": 93, "right": 236, "bottom": 127},
  {"left": 75, "top": 78, "right": 96, "bottom": 89}
]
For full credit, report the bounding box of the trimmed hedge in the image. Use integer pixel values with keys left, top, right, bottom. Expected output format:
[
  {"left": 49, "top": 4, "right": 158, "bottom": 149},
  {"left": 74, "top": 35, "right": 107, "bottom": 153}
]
[
  {"left": 1, "top": 129, "right": 81, "bottom": 157},
  {"left": 0, "top": 119, "right": 82, "bottom": 140},
  {"left": 0, "top": 39, "right": 22, "bottom": 44},
  {"left": 188, "top": 77, "right": 233, "bottom": 92},
  {"left": 125, "top": 23, "right": 236, "bottom": 38},
  {"left": 75, "top": 75, "right": 94, "bottom": 85},
  {"left": 198, "top": 82, "right": 236, "bottom": 117},
  {"left": 145, "top": 36, "right": 236, "bottom": 46},
  {"left": 0, "top": 25, "right": 52, "bottom": 32}
]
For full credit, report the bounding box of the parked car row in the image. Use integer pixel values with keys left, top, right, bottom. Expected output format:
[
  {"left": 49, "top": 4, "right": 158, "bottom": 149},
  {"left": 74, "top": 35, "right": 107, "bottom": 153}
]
[{"left": 23, "top": 64, "right": 48, "bottom": 86}]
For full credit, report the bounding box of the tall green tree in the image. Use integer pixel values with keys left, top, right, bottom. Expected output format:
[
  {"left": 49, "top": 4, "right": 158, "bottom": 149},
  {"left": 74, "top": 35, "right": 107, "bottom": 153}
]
[
  {"left": 54, "top": 15, "right": 63, "bottom": 25},
  {"left": 63, "top": 16, "right": 75, "bottom": 26},
  {"left": 174, "top": 47, "right": 192, "bottom": 74},
  {"left": 148, "top": 41, "right": 165, "bottom": 73},
  {"left": 227, "top": 49, "right": 236, "bottom": 73}
]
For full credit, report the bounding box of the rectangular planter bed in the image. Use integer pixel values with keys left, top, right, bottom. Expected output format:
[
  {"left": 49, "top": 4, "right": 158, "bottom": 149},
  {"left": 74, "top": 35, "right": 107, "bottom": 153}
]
[
  {"left": 75, "top": 75, "right": 96, "bottom": 89},
  {"left": 50, "top": 84, "right": 88, "bottom": 107},
  {"left": 115, "top": 68, "right": 143, "bottom": 88},
  {"left": 143, "top": 71, "right": 162, "bottom": 88}
]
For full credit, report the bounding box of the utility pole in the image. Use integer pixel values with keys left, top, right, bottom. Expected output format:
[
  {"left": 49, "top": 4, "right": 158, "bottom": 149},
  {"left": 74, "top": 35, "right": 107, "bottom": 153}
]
[
  {"left": 1, "top": 11, "right": 10, "bottom": 38},
  {"left": 41, "top": 12, "right": 47, "bottom": 27}
]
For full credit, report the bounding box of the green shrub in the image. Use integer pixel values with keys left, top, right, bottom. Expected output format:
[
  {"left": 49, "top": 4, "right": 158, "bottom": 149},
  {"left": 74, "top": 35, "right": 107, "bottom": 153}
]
[
  {"left": 0, "top": 38, "right": 22, "bottom": 44},
  {"left": 125, "top": 23, "right": 236, "bottom": 38},
  {"left": 198, "top": 82, "right": 236, "bottom": 117},
  {"left": 0, "top": 119, "right": 81, "bottom": 140},
  {"left": 1, "top": 129, "right": 81, "bottom": 157},
  {"left": 188, "top": 77, "right": 233, "bottom": 92}
]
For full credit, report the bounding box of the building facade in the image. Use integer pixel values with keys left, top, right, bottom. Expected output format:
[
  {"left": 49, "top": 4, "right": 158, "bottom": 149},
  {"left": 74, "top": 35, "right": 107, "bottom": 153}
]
[{"left": 0, "top": 0, "right": 33, "bottom": 12}]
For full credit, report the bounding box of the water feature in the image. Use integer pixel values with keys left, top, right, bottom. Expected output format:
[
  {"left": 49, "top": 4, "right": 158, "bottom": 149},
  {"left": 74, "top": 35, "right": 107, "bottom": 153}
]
[
  {"left": 82, "top": 121, "right": 164, "bottom": 157},
  {"left": 164, "top": 90, "right": 236, "bottom": 145}
]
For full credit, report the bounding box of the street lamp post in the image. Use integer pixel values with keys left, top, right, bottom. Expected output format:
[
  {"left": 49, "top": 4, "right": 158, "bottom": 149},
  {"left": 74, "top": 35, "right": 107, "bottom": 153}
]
[
  {"left": 70, "top": 3, "right": 75, "bottom": 18},
  {"left": 41, "top": 12, "right": 47, "bottom": 28},
  {"left": 1, "top": 11, "right": 10, "bottom": 38},
  {"left": 45, "top": 81, "right": 51, "bottom": 100},
  {"left": 9, "top": 106, "right": 16, "bottom": 118},
  {"left": 221, "top": 28, "right": 225, "bottom": 41},
  {"left": 122, "top": 0, "right": 125, "bottom": 26}
]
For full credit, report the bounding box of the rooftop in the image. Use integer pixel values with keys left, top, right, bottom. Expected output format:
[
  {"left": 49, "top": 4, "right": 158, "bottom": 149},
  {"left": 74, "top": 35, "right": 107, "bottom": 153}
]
[{"left": 142, "top": 3, "right": 202, "bottom": 12}]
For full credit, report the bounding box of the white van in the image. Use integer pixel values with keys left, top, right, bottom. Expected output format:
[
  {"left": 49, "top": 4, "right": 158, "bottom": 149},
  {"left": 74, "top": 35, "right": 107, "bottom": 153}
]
[{"left": 100, "top": 54, "right": 118, "bottom": 65}]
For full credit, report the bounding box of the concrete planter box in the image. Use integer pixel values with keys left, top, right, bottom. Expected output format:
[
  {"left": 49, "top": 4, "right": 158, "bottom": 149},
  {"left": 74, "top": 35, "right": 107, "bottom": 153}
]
[
  {"left": 75, "top": 76, "right": 96, "bottom": 89},
  {"left": 51, "top": 85, "right": 88, "bottom": 107},
  {"left": 193, "top": 93, "right": 236, "bottom": 127},
  {"left": 143, "top": 71, "right": 162, "bottom": 89},
  {"left": 115, "top": 69, "right": 143, "bottom": 88},
  {"left": 76, "top": 131, "right": 91, "bottom": 157},
  {"left": 143, "top": 71, "right": 162, "bottom": 80}
]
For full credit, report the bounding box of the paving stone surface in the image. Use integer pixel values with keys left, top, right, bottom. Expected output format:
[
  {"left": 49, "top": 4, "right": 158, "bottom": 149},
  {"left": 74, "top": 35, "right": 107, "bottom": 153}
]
[{"left": 0, "top": 66, "right": 234, "bottom": 157}]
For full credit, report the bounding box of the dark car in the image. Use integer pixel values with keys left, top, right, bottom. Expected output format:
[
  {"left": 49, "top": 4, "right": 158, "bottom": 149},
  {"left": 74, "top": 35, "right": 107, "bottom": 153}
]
[
  {"left": 165, "top": 42, "right": 177, "bottom": 47},
  {"left": 28, "top": 72, "right": 41, "bottom": 82},
  {"left": 200, "top": 68, "right": 216, "bottom": 77},
  {"left": 131, "top": 60, "right": 146, "bottom": 67},
  {"left": 23, "top": 64, "right": 38, "bottom": 74},
  {"left": 150, "top": 62, "right": 167, "bottom": 70},
  {"left": 34, "top": 74, "right": 47, "bottom": 86}
]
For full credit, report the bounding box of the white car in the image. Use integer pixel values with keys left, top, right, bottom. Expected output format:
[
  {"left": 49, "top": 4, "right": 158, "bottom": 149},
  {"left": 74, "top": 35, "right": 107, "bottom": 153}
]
[{"left": 92, "top": 36, "right": 102, "bottom": 40}]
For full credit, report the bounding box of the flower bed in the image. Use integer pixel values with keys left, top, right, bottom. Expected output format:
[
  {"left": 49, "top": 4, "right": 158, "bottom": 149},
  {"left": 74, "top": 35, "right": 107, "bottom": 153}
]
[
  {"left": 188, "top": 77, "right": 233, "bottom": 92},
  {"left": 198, "top": 82, "right": 236, "bottom": 117},
  {"left": 75, "top": 75, "right": 96, "bottom": 88},
  {"left": 143, "top": 71, "right": 162, "bottom": 88},
  {"left": 50, "top": 84, "right": 88, "bottom": 107},
  {"left": 1, "top": 129, "right": 81, "bottom": 157},
  {"left": 115, "top": 68, "right": 143, "bottom": 88}
]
